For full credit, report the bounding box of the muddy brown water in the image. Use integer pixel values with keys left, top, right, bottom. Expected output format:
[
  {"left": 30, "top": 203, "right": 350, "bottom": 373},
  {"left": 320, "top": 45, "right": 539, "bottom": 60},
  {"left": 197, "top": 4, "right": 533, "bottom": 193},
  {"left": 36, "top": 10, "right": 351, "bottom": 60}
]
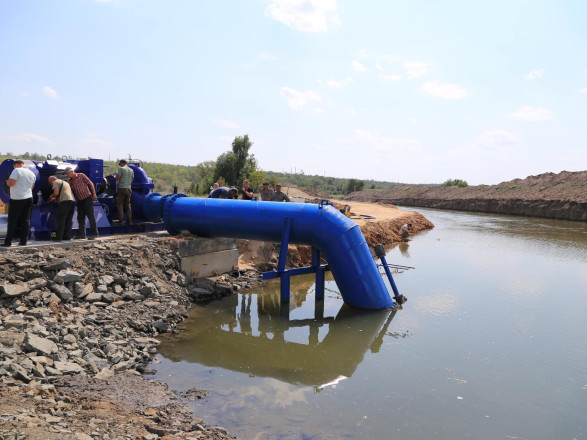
[{"left": 149, "top": 208, "right": 587, "bottom": 439}]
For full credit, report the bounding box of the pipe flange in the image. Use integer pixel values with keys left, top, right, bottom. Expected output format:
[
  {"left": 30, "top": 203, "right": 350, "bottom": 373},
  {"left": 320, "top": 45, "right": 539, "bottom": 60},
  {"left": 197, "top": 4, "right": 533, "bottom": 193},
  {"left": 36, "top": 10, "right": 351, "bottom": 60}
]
[{"left": 163, "top": 193, "right": 187, "bottom": 235}]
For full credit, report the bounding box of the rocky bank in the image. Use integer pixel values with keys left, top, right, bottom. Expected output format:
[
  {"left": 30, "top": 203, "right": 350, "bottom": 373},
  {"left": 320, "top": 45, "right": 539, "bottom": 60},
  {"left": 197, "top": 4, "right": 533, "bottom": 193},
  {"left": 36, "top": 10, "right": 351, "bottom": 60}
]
[
  {"left": 0, "top": 236, "right": 261, "bottom": 439},
  {"left": 346, "top": 170, "right": 587, "bottom": 221}
]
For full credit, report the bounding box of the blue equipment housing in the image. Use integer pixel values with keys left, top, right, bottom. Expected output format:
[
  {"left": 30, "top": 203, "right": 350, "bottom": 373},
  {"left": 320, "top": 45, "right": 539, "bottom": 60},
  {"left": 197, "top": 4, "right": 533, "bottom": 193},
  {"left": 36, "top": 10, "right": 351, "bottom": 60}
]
[
  {"left": 144, "top": 194, "right": 398, "bottom": 310},
  {"left": 0, "top": 157, "right": 162, "bottom": 240}
]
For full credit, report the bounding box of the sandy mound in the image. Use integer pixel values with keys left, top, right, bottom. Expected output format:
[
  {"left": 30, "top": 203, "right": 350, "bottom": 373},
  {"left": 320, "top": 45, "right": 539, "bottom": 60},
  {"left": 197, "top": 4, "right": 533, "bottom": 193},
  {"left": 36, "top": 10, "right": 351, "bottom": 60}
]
[{"left": 237, "top": 200, "right": 433, "bottom": 269}]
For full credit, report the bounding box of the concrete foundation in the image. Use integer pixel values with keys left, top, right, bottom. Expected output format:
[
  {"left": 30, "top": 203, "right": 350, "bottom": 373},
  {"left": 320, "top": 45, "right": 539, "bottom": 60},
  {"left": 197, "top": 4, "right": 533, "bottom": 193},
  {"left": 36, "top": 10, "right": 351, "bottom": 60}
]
[{"left": 167, "top": 237, "right": 239, "bottom": 279}]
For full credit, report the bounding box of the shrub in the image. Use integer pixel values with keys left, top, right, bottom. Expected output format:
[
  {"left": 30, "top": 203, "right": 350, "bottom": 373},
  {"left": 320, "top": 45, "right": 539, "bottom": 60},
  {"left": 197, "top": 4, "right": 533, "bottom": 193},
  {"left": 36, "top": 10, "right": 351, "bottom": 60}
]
[{"left": 442, "top": 179, "right": 469, "bottom": 188}]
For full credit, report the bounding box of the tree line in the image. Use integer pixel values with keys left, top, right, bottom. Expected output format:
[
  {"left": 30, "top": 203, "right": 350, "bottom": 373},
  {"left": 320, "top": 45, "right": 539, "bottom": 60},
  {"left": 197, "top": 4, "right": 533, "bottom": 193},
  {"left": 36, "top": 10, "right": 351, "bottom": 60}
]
[{"left": 1, "top": 140, "right": 433, "bottom": 196}]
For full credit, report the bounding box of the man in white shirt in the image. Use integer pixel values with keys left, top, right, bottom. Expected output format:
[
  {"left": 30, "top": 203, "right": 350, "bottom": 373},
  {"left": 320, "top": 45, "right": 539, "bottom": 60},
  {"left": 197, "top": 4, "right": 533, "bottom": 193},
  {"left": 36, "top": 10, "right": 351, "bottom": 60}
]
[{"left": 3, "top": 160, "right": 36, "bottom": 246}]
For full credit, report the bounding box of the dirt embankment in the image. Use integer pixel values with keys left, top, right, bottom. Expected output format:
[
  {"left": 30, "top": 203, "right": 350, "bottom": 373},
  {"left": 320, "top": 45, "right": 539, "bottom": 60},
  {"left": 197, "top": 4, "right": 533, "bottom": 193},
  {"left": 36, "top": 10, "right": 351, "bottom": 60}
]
[
  {"left": 238, "top": 200, "right": 434, "bottom": 269},
  {"left": 346, "top": 171, "right": 587, "bottom": 221}
]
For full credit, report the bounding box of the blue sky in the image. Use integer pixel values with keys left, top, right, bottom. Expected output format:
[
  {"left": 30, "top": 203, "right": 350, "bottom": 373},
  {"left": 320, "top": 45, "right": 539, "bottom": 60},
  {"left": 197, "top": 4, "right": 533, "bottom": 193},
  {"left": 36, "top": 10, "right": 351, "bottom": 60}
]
[{"left": 1, "top": 0, "right": 586, "bottom": 185}]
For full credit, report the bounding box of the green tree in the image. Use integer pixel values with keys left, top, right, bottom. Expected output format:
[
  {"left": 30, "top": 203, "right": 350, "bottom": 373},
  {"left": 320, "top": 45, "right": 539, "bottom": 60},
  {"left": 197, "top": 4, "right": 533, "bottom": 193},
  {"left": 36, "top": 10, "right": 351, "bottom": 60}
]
[
  {"left": 346, "top": 178, "right": 365, "bottom": 194},
  {"left": 194, "top": 160, "right": 216, "bottom": 191},
  {"left": 248, "top": 170, "right": 266, "bottom": 192},
  {"left": 214, "top": 134, "right": 257, "bottom": 185}
]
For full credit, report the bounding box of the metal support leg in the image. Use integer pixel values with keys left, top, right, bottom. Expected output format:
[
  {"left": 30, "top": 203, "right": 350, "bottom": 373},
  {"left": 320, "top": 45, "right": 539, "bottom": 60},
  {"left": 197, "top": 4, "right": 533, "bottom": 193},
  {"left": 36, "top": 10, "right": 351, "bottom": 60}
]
[
  {"left": 280, "top": 270, "right": 290, "bottom": 303},
  {"left": 277, "top": 217, "right": 292, "bottom": 273},
  {"left": 276, "top": 217, "right": 293, "bottom": 304},
  {"left": 312, "top": 247, "right": 325, "bottom": 301},
  {"left": 380, "top": 255, "right": 407, "bottom": 305}
]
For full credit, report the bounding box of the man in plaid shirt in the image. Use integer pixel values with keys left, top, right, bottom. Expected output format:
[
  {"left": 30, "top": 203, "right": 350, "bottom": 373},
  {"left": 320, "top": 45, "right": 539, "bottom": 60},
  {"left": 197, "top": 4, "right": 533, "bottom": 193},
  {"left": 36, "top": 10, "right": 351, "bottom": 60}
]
[{"left": 65, "top": 167, "right": 99, "bottom": 240}]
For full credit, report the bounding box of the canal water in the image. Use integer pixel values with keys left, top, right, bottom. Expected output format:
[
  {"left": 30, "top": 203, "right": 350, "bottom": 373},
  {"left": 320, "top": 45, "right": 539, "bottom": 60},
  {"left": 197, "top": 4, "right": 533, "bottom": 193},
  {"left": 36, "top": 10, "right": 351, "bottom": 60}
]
[{"left": 148, "top": 208, "right": 587, "bottom": 439}]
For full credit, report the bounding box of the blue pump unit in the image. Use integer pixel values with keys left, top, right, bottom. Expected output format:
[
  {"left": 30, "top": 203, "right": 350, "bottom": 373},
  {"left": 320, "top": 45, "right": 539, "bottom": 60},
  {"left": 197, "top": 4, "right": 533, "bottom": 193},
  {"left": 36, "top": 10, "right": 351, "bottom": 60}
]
[
  {"left": 0, "top": 157, "right": 162, "bottom": 240},
  {"left": 144, "top": 194, "right": 395, "bottom": 310}
]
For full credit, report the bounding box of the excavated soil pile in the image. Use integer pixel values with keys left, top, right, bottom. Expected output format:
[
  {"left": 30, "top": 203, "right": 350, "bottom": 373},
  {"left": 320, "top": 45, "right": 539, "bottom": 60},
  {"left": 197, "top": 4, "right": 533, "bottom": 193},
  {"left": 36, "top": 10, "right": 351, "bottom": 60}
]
[
  {"left": 346, "top": 170, "right": 587, "bottom": 221},
  {"left": 238, "top": 199, "right": 434, "bottom": 270}
]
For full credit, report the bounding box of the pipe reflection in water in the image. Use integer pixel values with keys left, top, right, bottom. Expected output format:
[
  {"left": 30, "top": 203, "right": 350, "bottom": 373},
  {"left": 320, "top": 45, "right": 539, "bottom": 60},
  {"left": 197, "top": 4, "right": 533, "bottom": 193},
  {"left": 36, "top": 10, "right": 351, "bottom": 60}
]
[{"left": 156, "top": 275, "right": 398, "bottom": 388}]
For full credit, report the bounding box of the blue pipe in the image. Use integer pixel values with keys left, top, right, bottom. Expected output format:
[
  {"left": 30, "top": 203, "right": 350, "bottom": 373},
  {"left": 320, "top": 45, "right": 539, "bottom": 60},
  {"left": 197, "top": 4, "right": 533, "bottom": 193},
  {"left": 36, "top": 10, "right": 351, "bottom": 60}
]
[{"left": 144, "top": 195, "right": 394, "bottom": 310}]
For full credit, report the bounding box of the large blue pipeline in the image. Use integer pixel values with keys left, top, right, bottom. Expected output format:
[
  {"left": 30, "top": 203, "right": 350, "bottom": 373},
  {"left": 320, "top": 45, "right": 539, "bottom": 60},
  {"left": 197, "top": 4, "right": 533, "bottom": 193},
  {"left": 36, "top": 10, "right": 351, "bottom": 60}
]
[{"left": 144, "top": 195, "right": 395, "bottom": 310}]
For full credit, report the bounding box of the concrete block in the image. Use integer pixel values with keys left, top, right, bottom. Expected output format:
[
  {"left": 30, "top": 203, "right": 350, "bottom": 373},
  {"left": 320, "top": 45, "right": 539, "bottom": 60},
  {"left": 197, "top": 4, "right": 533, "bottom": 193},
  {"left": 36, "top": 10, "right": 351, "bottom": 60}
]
[
  {"left": 181, "top": 249, "right": 239, "bottom": 279},
  {"left": 169, "top": 237, "right": 237, "bottom": 257}
]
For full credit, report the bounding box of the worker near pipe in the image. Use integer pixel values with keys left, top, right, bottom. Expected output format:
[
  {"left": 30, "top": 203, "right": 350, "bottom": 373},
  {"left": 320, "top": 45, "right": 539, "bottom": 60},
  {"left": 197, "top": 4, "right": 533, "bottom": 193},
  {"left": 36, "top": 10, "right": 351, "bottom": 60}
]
[
  {"left": 65, "top": 167, "right": 99, "bottom": 240},
  {"left": 241, "top": 180, "right": 254, "bottom": 200},
  {"left": 2, "top": 159, "right": 36, "bottom": 247},
  {"left": 259, "top": 181, "right": 273, "bottom": 201},
  {"left": 48, "top": 175, "right": 75, "bottom": 241},
  {"left": 115, "top": 159, "right": 134, "bottom": 225},
  {"left": 208, "top": 186, "right": 238, "bottom": 199},
  {"left": 271, "top": 184, "right": 290, "bottom": 202}
]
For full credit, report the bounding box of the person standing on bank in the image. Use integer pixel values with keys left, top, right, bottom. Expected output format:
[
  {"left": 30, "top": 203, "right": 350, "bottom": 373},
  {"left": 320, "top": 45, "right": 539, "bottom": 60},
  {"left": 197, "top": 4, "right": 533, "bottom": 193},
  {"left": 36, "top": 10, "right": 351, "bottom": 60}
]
[
  {"left": 3, "top": 160, "right": 36, "bottom": 247},
  {"left": 115, "top": 159, "right": 134, "bottom": 225},
  {"left": 48, "top": 175, "right": 75, "bottom": 241},
  {"left": 259, "top": 181, "right": 273, "bottom": 201},
  {"left": 65, "top": 167, "right": 99, "bottom": 240},
  {"left": 271, "top": 184, "right": 290, "bottom": 202},
  {"left": 241, "top": 180, "right": 254, "bottom": 200}
]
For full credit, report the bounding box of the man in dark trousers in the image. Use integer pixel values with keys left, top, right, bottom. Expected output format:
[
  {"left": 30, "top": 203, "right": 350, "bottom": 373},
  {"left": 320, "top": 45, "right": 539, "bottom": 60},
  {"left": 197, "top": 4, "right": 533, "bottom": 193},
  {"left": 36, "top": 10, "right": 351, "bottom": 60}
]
[
  {"left": 3, "top": 159, "right": 36, "bottom": 247},
  {"left": 115, "top": 159, "right": 134, "bottom": 225},
  {"left": 48, "top": 175, "right": 75, "bottom": 241},
  {"left": 65, "top": 167, "right": 99, "bottom": 240}
]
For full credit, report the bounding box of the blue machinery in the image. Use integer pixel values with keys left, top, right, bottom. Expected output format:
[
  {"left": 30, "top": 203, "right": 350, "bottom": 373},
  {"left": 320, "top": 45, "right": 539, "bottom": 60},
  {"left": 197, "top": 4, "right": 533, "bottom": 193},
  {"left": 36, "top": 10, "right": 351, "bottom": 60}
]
[
  {"left": 144, "top": 195, "right": 407, "bottom": 310},
  {"left": 1, "top": 156, "right": 407, "bottom": 310},
  {"left": 0, "top": 157, "right": 163, "bottom": 240}
]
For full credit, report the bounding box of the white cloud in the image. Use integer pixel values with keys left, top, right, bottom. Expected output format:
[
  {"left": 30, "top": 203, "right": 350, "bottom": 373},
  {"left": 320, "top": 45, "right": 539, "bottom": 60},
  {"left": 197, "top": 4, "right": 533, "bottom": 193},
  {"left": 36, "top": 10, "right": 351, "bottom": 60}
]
[
  {"left": 326, "top": 80, "right": 344, "bottom": 88},
  {"left": 80, "top": 133, "right": 115, "bottom": 148},
  {"left": 509, "top": 106, "right": 554, "bottom": 121},
  {"left": 266, "top": 0, "right": 340, "bottom": 33},
  {"left": 352, "top": 60, "right": 366, "bottom": 72},
  {"left": 402, "top": 61, "right": 430, "bottom": 79},
  {"left": 354, "top": 129, "right": 421, "bottom": 152},
  {"left": 525, "top": 69, "right": 544, "bottom": 80},
  {"left": 421, "top": 81, "right": 468, "bottom": 100},
  {"left": 279, "top": 87, "right": 322, "bottom": 110},
  {"left": 346, "top": 107, "right": 358, "bottom": 116},
  {"left": 324, "top": 77, "right": 352, "bottom": 88},
  {"left": 579, "top": 88, "right": 587, "bottom": 94},
  {"left": 9, "top": 133, "right": 53, "bottom": 144},
  {"left": 259, "top": 53, "right": 279, "bottom": 61},
  {"left": 43, "top": 86, "right": 58, "bottom": 99},
  {"left": 473, "top": 130, "right": 522, "bottom": 152},
  {"left": 20, "top": 91, "right": 31, "bottom": 97},
  {"left": 371, "top": 56, "right": 430, "bottom": 79},
  {"left": 214, "top": 119, "right": 240, "bottom": 129},
  {"left": 380, "top": 74, "right": 402, "bottom": 82}
]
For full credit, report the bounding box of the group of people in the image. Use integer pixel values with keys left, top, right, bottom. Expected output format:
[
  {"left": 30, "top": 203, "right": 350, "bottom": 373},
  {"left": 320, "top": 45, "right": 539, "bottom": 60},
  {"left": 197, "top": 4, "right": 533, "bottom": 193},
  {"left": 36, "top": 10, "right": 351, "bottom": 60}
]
[
  {"left": 3, "top": 159, "right": 134, "bottom": 246},
  {"left": 208, "top": 180, "right": 291, "bottom": 202}
]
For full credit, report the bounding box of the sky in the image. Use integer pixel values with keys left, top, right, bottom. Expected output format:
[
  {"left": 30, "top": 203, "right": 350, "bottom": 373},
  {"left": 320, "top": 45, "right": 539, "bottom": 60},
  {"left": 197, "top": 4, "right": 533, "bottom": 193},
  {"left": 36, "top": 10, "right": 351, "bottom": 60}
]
[{"left": 1, "top": 0, "right": 586, "bottom": 185}]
